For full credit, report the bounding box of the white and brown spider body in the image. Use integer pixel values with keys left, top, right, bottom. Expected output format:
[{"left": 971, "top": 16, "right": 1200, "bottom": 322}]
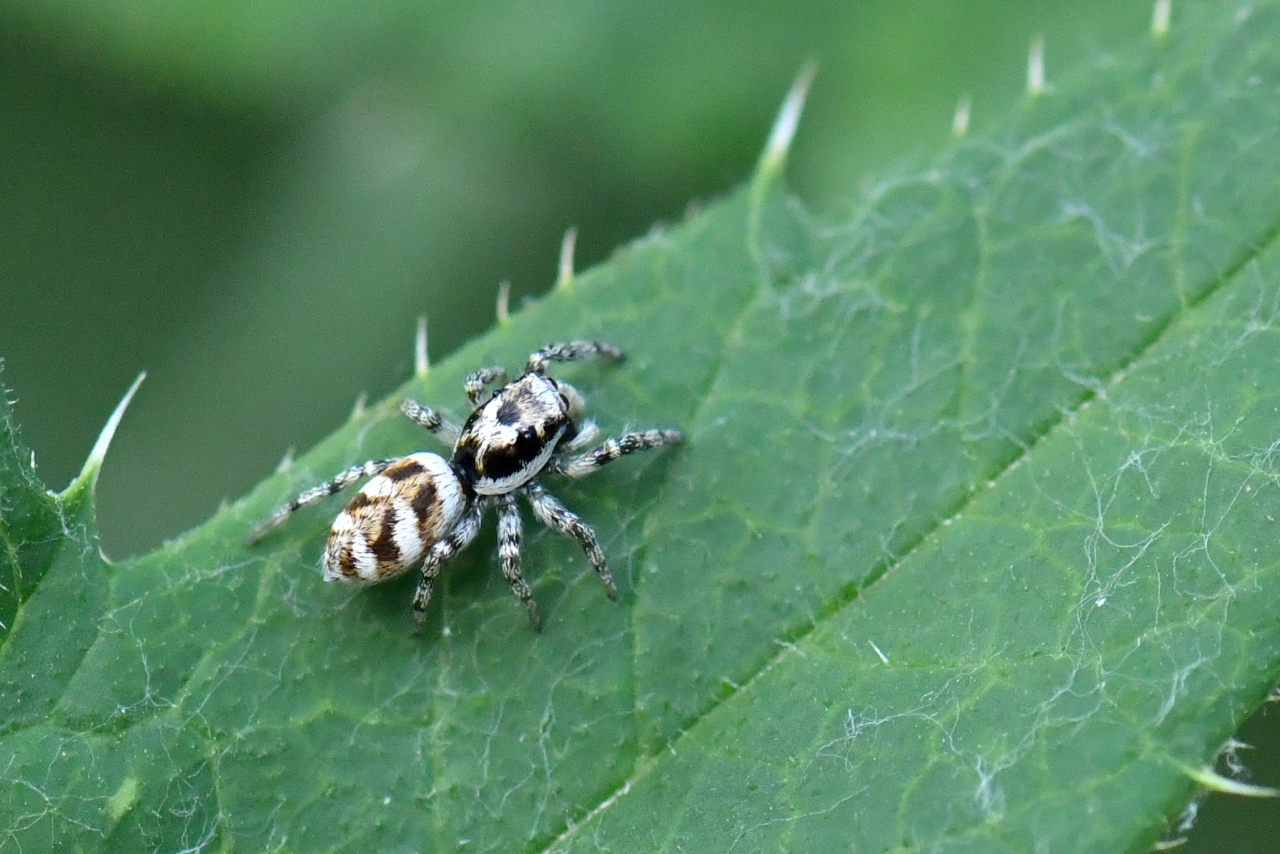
[
  {"left": 321, "top": 453, "right": 465, "bottom": 584},
  {"left": 453, "top": 372, "right": 578, "bottom": 495},
  {"left": 249, "top": 340, "right": 681, "bottom": 631}
]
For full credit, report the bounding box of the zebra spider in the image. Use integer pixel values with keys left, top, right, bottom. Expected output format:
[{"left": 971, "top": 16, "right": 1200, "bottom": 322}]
[{"left": 248, "top": 340, "right": 682, "bottom": 630}]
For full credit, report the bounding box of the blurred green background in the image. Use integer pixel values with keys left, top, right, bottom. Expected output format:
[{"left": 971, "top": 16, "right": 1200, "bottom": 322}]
[{"left": 1, "top": 1, "right": 1275, "bottom": 848}]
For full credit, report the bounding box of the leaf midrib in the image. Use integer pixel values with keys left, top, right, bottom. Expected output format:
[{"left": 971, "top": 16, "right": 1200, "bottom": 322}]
[{"left": 537, "top": 192, "right": 1280, "bottom": 852}]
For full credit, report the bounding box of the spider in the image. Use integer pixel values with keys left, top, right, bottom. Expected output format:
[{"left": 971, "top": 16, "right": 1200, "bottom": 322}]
[{"left": 248, "top": 340, "right": 682, "bottom": 630}]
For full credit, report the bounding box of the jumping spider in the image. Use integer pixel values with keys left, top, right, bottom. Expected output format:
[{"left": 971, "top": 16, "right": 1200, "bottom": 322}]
[{"left": 248, "top": 340, "right": 682, "bottom": 630}]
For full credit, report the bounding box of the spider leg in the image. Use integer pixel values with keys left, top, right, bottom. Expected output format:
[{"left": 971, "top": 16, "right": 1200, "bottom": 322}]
[
  {"left": 465, "top": 366, "right": 508, "bottom": 407},
  {"left": 412, "top": 499, "right": 484, "bottom": 629},
  {"left": 524, "top": 484, "right": 617, "bottom": 600},
  {"left": 524, "top": 340, "right": 622, "bottom": 375},
  {"left": 561, "top": 429, "right": 683, "bottom": 478},
  {"left": 496, "top": 494, "right": 541, "bottom": 630},
  {"left": 556, "top": 382, "right": 588, "bottom": 421},
  {"left": 400, "top": 398, "right": 462, "bottom": 446},
  {"left": 562, "top": 419, "right": 600, "bottom": 453},
  {"left": 247, "top": 458, "right": 396, "bottom": 544}
]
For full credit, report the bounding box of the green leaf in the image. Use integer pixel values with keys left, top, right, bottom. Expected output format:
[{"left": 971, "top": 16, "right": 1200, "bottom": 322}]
[
  {"left": 0, "top": 363, "right": 125, "bottom": 657},
  {"left": 4, "top": 1, "right": 1280, "bottom": 851},
  {"left": 0, "top": 367, "right": 63, "bottom": 635}
]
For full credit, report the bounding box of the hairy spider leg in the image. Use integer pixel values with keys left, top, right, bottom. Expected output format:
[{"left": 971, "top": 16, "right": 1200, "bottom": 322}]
[
  {"left": 412, "top": 500, "right": 484, "bottom": 627},
  {"left": 495, "top": 494, "right": 541, "bottom": 629},
  {"left": 524, "top": 340, "right": 622, "bottom": 375},
  {"left": 524, "top": 483, "right": 616, "bottom": 600},
  {"left": 399, "top": 398, "right": 463, "bottom": 447},
  {"left": 464, "top": 366, "right": 509, "bottom": 406},
  {"left": 562, "top": 429, "right": 683, "bottom": 478},
  {"left": 247, "top": 458, "right": 396, "bottom": 544}
]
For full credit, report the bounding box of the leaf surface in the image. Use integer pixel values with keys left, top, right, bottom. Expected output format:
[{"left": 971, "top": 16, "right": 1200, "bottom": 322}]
[{"left": 3, "top": 2, "right": 1280, "bottom": 851}]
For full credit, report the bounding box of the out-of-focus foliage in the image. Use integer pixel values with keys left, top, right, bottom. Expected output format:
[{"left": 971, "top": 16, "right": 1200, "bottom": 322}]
[{"left": 1, "top": 0, "right": 1146, "bottom": 557}]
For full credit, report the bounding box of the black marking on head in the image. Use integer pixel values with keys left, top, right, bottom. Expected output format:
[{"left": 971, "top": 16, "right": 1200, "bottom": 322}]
[
  {"left": 371, "top": 511, "right": 401, "bottom": 566},
  {"left": 495, "top": 397, "right": 524, "bottom": 426},
  {"left": 474, "top": 426, "right": 547, "bottom": 482},
  {"left": 386, "top": 459, "right": 425, "bottom": 481},
  {"left": 515, "top": 425, "right": 546, "bottom": 462},
  {"left": 348, "top": 491, "right": 372, "bottom": 510}
]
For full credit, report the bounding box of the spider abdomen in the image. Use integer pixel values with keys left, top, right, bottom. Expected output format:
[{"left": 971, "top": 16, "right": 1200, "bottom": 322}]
[{"left": 322, "top": 452, "right": 465, "bottom": 584}]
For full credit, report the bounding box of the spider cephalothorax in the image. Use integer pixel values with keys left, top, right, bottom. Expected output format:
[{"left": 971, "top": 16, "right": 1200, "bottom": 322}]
[{"left": 248, "top": 340, "right": 681, "bottom": 630}]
